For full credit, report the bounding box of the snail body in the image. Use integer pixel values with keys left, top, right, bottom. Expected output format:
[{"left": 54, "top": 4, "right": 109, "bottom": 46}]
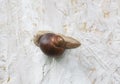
[{"left": 34, "top": 31, "right": 81, "bottom": 57}]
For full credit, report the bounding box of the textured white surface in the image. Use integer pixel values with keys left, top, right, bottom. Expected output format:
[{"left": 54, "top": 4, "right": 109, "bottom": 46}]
[{"left": 0, "top": 0, "right": 120, "bottom": 84}]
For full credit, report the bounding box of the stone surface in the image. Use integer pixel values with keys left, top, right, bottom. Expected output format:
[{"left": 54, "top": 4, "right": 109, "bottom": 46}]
[{"left": 0, "top": 0, "right": 120, "bottom": 84}]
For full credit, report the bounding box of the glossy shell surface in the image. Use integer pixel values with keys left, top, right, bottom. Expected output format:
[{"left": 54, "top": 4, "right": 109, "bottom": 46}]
[{"left": 39, "top": 33, "right": 65, "bottom": 56}]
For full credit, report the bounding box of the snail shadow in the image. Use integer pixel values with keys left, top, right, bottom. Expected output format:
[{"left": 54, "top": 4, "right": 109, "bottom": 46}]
[
  {"left": 42, "top": 50, "right": 71, "bottom": 65},
  {"left": 44, "top": 54, "right": 65, "bottom": 62},
  {"left": 43, "top": 54, "right": 53, "bottom": 64},
  {"left": 54, "top": 50, "right": 70, "bottom": 62}
]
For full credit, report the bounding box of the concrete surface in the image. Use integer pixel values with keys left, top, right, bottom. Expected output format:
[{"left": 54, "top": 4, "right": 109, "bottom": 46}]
[{"left": 0, "top": 0, "right": 120, "bottom": 84}]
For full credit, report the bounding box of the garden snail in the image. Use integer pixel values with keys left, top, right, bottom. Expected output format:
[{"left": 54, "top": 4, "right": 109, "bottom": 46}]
[{"left": 33, "top": 31, "right": 81, "bottom": 57}]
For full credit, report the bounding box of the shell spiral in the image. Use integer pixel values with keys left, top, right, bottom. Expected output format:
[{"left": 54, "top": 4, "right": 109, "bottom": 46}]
[{"left": 39, "top": 33, "right": 65, "bottom": 57}]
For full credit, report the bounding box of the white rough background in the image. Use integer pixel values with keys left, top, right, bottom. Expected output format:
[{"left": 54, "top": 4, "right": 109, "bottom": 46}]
[{"left": 0, "top": 0, "right": 120, "bottom": 84}]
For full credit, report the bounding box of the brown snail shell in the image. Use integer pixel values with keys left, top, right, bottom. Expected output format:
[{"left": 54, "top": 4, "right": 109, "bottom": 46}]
[{"left": 33, "top": 31, "right": 81, "bottom": 57}]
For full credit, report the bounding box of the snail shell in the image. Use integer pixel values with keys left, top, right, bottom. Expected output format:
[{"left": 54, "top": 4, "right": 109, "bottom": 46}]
[{"left": 33, "top": 31, "right": 81, "bottom": 57}]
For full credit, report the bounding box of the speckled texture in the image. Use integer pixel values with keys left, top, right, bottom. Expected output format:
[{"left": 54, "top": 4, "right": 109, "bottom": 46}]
[{"left": 0, "top": 0, "right": 120, "bottom": 84}]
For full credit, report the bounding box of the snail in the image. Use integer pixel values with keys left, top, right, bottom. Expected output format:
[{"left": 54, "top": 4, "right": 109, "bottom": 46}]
[{"left": 33, "top": 31, "right": 81, "bottom": 57}]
